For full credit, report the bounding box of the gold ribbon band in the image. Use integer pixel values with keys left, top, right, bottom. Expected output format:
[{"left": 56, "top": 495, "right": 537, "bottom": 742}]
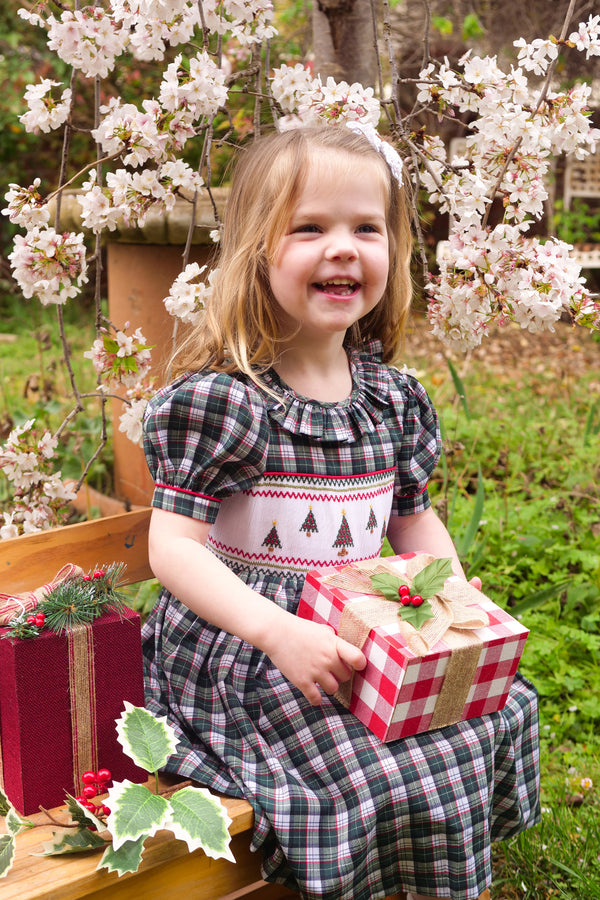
[
  {"left": 0, "top": 565, "right": 87, "bottom": 794},
  {"left": 68, "top": 623, "right": 98, "bottom": 789}
]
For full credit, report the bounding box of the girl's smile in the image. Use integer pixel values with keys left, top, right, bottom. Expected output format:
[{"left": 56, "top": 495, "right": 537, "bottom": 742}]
[{"left": 268, "top": 153, "right": 389, "bottom": 348}]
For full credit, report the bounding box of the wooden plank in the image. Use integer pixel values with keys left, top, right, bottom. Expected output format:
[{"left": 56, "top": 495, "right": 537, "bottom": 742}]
[
  {"left": 2, "top": 779, "right": 256, "bottom": 900},
  {"left": 0, "top": 509, "right": 153, "bottom": 593}
]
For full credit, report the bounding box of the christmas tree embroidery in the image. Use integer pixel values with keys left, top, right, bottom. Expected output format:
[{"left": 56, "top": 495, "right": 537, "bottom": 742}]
[
  {"left": 300, "top": 506, "right": 318, "bottom": 538},
  {"left": 333, "top": 510, "right": 354, "bottom": 557},
  {"left": 380, "top": 517, "right": 387, "bottom": 543},
  {"left": 262, "top": 521, "right": 282, "bottom": 554},
  {"left": 366, "top": 506, "right": 378, "bottom": 534}
]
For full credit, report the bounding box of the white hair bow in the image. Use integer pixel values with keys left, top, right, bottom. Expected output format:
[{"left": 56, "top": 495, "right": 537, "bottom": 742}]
[{"left": 346, "top": 121, "right": 404, "bottom": 188}]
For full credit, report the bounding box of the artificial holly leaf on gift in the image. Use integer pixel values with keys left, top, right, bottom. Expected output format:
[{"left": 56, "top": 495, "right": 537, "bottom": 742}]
[
  {"left": 168, "top": 786, "right": 235, "bottom": 861},
  {"left": 410, "top": 558, "right": 454, "bottom": 599},
  {"left": 0, "top": 834, "right": 15, "bottom": 879},
  {"left": 97, "top": 835, "right": 146, "bottom": 876},
  {"left": 38, "top": 827, "right": 107, "bottom": 856},
  {"left": 115, "top": 702, "right": 179, "bottom": 773},
  {"left": 106, "top": 781, "right": 171, "bottom": 851},
  {"left": 397, "top": 601, "right": 436, "bottom": 629},
  {"left": 370, "top": 573, "right": 410, "bottom": 602}
]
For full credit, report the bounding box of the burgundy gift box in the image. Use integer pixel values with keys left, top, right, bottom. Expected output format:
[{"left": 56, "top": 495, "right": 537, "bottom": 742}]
[
  {"left": 298, "top": 553, "right": 530, "bottom": 742},
  {"left": 0, "top": 608, "right": 147, "bottom": 815}
]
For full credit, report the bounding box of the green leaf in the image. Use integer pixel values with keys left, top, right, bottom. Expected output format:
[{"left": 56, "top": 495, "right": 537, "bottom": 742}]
[
  {"left": 432, "top": 15, "right": 453, "bottom": 35},
  {"left": 6, "top": 806, "right": 30, "bottom": 837},
  {"left": 0, "top": 834, "right": 16, "bottom": 879},
  {"left": 398, "top": 599, "right": 435, "bottom": 630},
  {"left": 455, "top": 465, "right": 485, "bottom": 558},
  {"left": 97, "top": 835, "right": 146, "bottom": 876},
  {"left": 411, "top": 558, "right": 454, "bottom": 599},
  {"left": 65, "top": 793, "right": 106, "bottom": 832},
  {"left": 446, "top": 358, "right": 470, "bottom": 419},
  {"left": 370, "top": 572, "right": 408, "bottom": 602},
  {"left": 102, "top": 335, "right": 119, "bottom": 353},
  {"left": 38, "top": 828, "right": 107, "bottom": 856},
  {"left": 115, "top": 702, "right": 180, "bottom": 773},
  {"left": 106, "top": 781, "right": 171, "bottom": 851},
  {"left": 0, "top": 789, "right": 11, "bottom": 817},
  {"left": 168, "top": 786, "right": 235, "bottom": 862},
  {"left": 462, "top": 12, "right": 484, "bottom": 40},
  {"left": 510, "top": 581, "right": 570, "bottom": 616}
]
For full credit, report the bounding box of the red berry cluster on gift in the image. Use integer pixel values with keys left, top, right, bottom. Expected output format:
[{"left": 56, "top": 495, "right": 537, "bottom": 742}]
[
  {"left": 397, "top": 584, "right": 424, "bottom": 607},
  {"left": 25, "top": 611, "right": 46, "bottom": 629},
  {"left": 76, "top": 768, "right": 112, "bottom": 818},
  {"left": 82, "top": 569, "right": 106, "bottom": 582}
]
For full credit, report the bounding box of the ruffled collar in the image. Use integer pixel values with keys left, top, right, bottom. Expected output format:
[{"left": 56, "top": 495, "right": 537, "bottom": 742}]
[{"left": 261, "top": 341, "right": 390, "bottom": 443}]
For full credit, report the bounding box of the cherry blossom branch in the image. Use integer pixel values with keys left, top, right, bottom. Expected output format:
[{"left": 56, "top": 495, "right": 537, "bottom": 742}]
[{"left": 481, "top": 0, "right": 579, "bottom": 228}]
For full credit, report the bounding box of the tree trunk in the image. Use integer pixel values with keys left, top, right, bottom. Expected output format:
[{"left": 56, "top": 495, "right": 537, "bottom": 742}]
[{"left": 312, "top": 0, "right": 377, "bottom": 87}]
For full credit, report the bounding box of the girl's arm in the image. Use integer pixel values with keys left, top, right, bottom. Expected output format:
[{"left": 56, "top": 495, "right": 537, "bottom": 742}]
[
  {"left": 148, "top": 507, "right": 366, "bottom": 706},
  {"left": 386, "top": 506, "right": 479, "bottom": 585}
]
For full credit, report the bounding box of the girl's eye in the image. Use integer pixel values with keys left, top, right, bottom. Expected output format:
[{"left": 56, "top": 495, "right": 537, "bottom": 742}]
[
  {"left": 294, "top": 224, "right": 321, "bottom": 233},
  {"left": 357, "top": 224, "right": 379, "bottom": 234}
]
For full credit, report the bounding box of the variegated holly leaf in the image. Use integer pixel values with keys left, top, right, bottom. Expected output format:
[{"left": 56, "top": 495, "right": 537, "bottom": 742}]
[
  {"left": 0, "top": 788, "right": 11, "bottom": 817},
  {"left": 97, "top": 835, "right": 146, "bottom": 876},
  {"left": 106, "top": 781, "right": 171, "bottom": 851},
  {"left": 410, "top": 558, "right": 454, "bottom": 599},
  {"left": 115, "top": 702, "right": 179, "bottom": 773},
  {"left": 37, "top": 827, "right": 106, "bottom": 856},
  {"left": 168, "top": 786, "right": 235, "bottom": 862},
  {"left": 5, "top": 806, "right": 30, "bottom": 837},
  {"left": 0, "top": 834, "right": 15, "bottom": 879},
  {"left": 65, "top": 793, "right": 106, "bottom": 831}
]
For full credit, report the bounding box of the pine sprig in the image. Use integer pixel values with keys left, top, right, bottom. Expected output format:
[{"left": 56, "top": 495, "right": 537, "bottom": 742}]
[
  {"left": 2, "top": 563, "right": 128, "bottom": 639},
  {"left": 42, "top": 579, "right": 98, "bottom": 633},
  {"left": 43, "top": 564, "right": 127, "bottom": 634}
]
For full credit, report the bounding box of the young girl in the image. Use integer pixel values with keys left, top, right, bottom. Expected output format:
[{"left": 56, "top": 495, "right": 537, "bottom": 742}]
[{"left": 142, "top": 125, "right": 540, "bottom": 900}]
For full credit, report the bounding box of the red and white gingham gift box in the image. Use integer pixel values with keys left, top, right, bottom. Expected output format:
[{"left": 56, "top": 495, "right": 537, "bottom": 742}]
[{"left": 297, "top": 553, "right": 529, "bottom": 742}]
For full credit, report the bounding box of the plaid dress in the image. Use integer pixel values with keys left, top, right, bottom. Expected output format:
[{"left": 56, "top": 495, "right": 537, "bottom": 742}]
[{"left": 142, "top": 344, "right": 540, "bottom": 900}]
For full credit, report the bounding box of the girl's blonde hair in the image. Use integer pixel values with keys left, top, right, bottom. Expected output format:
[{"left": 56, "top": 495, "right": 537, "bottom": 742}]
[{"left": 170, "top": 125, "right": 413, "bottom": 382}]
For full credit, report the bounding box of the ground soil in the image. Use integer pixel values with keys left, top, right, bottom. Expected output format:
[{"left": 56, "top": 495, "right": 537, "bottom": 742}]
[{"left": 405, "top": 309, "right": 600, "bottom": 384}]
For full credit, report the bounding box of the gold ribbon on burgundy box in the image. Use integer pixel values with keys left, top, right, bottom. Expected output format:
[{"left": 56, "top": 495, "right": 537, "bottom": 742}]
[
  {"left": 325, "top": 554, "right": 490, "bottom": 731},
  {"left": 0, "top": 565, "right": 99, "bottom": 796},
  {"left": 0, "top": 566, "right": 146, "bottom": 815}
]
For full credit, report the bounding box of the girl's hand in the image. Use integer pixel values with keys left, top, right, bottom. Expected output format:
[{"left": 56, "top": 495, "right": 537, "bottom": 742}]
[
  {"left": 469, "top": 576, "right": 482, "bottom": 591},
  {"left": 264, "top": 615, "right": 367, "bottom": 706}
]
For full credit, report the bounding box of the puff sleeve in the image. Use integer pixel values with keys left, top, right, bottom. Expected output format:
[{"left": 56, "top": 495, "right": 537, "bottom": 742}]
[
  {"left": 143, "top": 372, "right": 269, "bottom": 524},
  {"left": 385, "top": 369, "right": 441, "bottom": 517}
]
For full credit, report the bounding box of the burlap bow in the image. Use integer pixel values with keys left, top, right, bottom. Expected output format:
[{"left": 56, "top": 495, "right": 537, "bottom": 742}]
[
  {"left": 326, "top": 554, "right": 490, "bottom": 729},
  {"left": 0, "top": 563, "right": 83, "bottom": 626}
]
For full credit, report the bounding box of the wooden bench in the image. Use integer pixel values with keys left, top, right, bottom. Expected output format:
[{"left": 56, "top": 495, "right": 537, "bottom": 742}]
[{"left": 0, "top": 508, "right": 296, "bottom": 900}]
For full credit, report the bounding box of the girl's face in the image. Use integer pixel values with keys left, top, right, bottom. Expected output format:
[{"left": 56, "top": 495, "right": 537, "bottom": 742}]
[{"left": 268, "top": 152, "right": 389, "bottom": 348}]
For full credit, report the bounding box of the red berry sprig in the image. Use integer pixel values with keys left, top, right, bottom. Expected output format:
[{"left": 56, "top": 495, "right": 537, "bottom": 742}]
[
  {"left": 76, "top": 768, "right": 112, "bottom": 818},
  {"left": 5, "top": 609, "right": 46, "bottom": 640},
  {"left": 397, "top": 584, "right": 424, "bottom": 606}
]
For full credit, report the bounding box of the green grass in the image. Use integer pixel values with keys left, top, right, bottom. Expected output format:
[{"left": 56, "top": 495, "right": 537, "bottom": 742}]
[{"left": 403, "top": 320, "right": 600, "bottom": 899}]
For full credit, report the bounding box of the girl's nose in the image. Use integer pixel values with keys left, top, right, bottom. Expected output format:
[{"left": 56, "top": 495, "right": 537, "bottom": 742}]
[{"left": 324, "top": 230, "right": 358, "bottom": 260}]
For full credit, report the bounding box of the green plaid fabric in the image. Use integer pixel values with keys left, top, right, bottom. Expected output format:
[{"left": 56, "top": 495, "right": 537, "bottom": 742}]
[{"left": 142, "top": 345, "right": 540, "bottom": 900}]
